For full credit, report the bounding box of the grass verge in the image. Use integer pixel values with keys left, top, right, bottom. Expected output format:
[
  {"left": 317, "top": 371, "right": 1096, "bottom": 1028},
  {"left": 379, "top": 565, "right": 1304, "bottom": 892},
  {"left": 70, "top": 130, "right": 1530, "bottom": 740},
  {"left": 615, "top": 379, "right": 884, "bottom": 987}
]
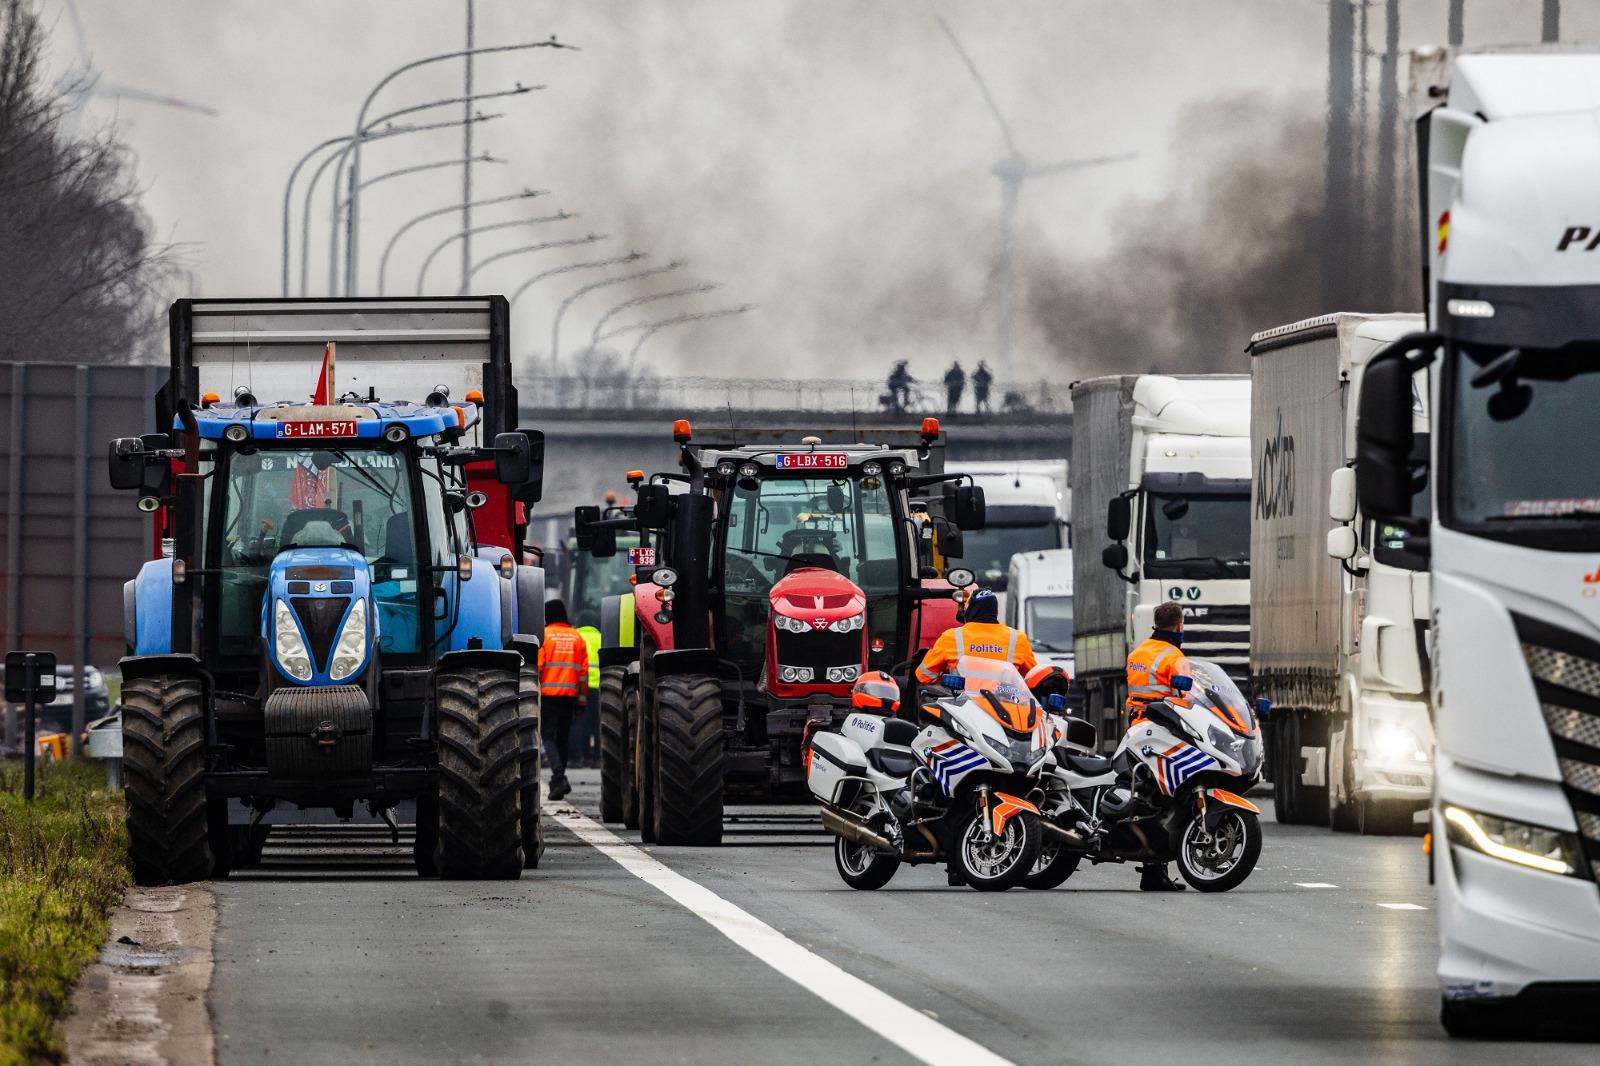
[{"left": 0, "top": 758, "right": 128, "bottom": 1066}]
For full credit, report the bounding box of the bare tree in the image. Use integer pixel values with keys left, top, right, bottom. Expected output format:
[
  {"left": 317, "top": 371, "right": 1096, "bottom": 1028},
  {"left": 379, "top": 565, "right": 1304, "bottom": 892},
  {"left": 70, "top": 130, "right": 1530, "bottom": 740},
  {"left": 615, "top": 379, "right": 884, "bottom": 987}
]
[{"left": 0, "top": 0, "right": 174, "bottom": 364}]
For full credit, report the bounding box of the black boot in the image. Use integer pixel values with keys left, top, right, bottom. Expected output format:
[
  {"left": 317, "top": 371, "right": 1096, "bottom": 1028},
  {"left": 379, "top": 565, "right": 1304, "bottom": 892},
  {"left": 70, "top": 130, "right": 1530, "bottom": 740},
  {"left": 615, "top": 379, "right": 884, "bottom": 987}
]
[
  {"left": 1139, "top": 863, "right": 1186, "bottom": 892},
  {"left": 549, "top": 774, "right": 571, "bottom": 801},
  {"left": 946, "top": 865, "right": 964, "bottom": 887}
]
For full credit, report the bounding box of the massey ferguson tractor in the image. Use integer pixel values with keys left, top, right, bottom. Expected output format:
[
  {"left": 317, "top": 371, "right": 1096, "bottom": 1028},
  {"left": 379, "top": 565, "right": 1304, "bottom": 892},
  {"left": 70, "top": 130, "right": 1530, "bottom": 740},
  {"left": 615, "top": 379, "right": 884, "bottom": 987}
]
[
  {"left": 107, "top": 297, "right": 548, "bottom": 884},
  {"left": 577, "top": 418, "right": 984, "bottom": 845}
]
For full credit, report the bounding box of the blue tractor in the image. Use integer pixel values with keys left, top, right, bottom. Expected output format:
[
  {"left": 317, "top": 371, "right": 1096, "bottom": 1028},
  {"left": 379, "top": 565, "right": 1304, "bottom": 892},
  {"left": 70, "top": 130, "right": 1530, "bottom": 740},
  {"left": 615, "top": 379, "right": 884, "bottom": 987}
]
[{"left": 107, "top": 298, "right": 548, "bottom": 882}]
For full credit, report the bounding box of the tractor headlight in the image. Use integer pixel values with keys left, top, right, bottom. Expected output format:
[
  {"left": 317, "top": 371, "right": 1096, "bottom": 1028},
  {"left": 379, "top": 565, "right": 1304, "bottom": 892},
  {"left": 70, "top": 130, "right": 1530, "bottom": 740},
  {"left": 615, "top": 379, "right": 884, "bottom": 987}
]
[
  {"left": 274, "top": 599, "right": 313, "bottom": 681},
  {"left": 828, "top": 614, "right": 864, "bottom": 634},
  {"left": 1443, "top": 805, "right": 1583, "bottom": 877},
  {"left": 826, "top": 665, "right": 861, "bottom": 683},
  {"left": 775, "top": 614, "right": 810, "bottom": 634},
  {"left": 328, "top": 599, "right": 368, "bottom": 681},
  {"left": 779, "top": 665, "right": 815, "bottom": 683}
]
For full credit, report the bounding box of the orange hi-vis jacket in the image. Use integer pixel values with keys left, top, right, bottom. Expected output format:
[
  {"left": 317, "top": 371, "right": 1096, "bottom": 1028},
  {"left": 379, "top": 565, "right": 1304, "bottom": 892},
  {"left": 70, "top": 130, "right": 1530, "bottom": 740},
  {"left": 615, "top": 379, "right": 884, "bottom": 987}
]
[
  {"left": 539, "top": 622, "right": 590, "bottom": 701},
  {"left": 1125, "top": 636, "right": 1190, "bottom": 719},
  {"left": 916, "top": 622, "right": 1037, "bottom": 683}
]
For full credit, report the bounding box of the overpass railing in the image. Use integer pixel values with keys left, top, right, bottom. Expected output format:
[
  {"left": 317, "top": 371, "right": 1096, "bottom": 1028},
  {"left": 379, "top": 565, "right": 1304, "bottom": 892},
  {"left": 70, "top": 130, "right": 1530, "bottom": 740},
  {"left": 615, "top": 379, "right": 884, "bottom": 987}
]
[{"left": 521, "top": 375, "right": 1071, "bottom": 414}]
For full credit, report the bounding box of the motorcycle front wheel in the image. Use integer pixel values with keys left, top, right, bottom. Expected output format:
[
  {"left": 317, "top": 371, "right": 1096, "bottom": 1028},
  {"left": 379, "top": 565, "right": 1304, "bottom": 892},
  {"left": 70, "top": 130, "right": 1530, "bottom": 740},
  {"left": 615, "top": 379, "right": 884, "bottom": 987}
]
[
  {"left": 957, "top": 810, "right": 1041, "bottom": 892},
  {"left": 834, "top": 832, "right": 900, "bottom": 890},
  {"left": 1175, "top": 807, "right": 1262, "bottom": 892}
]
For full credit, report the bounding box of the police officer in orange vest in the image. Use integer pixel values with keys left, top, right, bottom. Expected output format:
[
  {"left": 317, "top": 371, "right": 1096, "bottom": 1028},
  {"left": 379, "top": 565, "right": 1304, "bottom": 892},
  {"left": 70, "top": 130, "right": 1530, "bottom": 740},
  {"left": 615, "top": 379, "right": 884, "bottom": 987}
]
[
  {"left": 915, "top": 588, "right": 1037, "bottom": 684},
  {"left": 1125, "top": 599, "right": 1191, "bottom": 891},
  {"left": 539, "top": 599, "right": 590, "bottom": 801}
]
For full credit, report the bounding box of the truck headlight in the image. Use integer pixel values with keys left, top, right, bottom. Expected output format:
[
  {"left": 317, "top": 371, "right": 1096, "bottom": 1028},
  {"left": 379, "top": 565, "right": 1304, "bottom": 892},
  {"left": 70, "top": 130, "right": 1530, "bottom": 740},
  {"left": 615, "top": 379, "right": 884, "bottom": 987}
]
[
  {"left": 1442, "top": 805, "right": 1583, "bottom": 877},
  {"left": 328, "top": 599, "right": 368, "bottom": 681},
  {"left": 828, "top": 614, "right": 864, "bottom": 634},
  {"left": 274, "top": 599, "right": 313, "bottom": 681},
  {"left": 775, "top": 615, "right": 810, "bottom": 634},
  {"left": 1371, "top": 723, "right": 1428, "bottom": 763}
]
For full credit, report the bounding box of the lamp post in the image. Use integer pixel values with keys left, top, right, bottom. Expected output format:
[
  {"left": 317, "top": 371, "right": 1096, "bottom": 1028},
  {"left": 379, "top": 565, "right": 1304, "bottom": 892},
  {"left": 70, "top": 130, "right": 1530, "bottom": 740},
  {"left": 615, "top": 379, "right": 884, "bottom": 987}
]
[
  {"left": 345, "top": 39, "right": 577, "bottom": 296},
  {"left": 589, "top": 283, "right": 719, "bottom": 350},
  {"left": 507, "top": 252, "right": 646, "bottom": 312},
  {"left": 455, "top": 235, "right": 607, "bottom": 293},
  {"left": 413, "top": 212, "right": 576, "bottom": 295},
  {"left": 550, "top": 260, "right": 684, "bottom": 364},
  {"left": 595, "top": 305, "right": 756, "bottom": 371},
  {"left": 377, "top": 190, "right": 547, "bottom": 297}
]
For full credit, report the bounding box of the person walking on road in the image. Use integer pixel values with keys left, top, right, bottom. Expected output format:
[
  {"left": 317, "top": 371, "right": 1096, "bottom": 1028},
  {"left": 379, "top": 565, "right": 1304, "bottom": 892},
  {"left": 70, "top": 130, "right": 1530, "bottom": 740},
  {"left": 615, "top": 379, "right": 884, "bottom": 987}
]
[
  {"left": 943, "top": 361, "right": 966, "bottom": 414},
  {"left": 972, "top": 361, "right": 993, "bottom": 414},
  {"left": 1124, "top": 600, "right": 1192, "bottom": 892},
  {"left": 539, "top": 599, "right": 589, "bottom": 801}
]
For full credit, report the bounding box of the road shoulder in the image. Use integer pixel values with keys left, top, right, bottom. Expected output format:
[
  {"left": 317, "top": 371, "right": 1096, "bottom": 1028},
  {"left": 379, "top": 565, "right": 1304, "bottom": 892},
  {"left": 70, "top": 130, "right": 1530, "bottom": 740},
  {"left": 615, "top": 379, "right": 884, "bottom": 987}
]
[{"left": 66, "top": 885, "right": 217, "bottom": 1066}]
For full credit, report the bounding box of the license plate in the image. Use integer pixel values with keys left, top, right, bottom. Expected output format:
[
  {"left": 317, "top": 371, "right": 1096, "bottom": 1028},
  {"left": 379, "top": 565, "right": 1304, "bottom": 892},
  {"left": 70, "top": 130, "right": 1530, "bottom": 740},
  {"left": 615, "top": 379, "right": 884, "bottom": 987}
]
[
  {"left": 628, "top": 547, "right": 657, "bottom": 566},
  {"left": 775, "top": 453, "right": 846, "bottom": 470},
  {"left": 277, "top": 420, "right": 358, "bottom": 438}
]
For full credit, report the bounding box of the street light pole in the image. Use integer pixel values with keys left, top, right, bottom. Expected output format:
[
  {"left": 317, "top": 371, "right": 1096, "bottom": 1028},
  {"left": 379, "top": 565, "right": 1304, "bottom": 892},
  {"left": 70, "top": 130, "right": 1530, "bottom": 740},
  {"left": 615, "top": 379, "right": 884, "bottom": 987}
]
[
  {"left": 414, "top": 212, "right": 575, "bottom": 295},
  {"left": 595, "top": 305, "right": 756, "bottom": 372},
  {"left": 282, "top": 135, "right": 348, "bottom": 296},
  {"left": 590, "top": 283, "right": 719, "bottom": 350},
  {"left": 377, "top": 190, "right": 547, "bottom": 297},
  {"left": 456, "top": 234, "right": 609, "bottom": 293},
  {"left": 507, "top": 251, "right": 647, "bottom": 312},
  {"left": 345, "top": 38, "right": 576, "bottom": 296},
  {"left": 550, "top": 260, "right": 684, "bottom": 364}
]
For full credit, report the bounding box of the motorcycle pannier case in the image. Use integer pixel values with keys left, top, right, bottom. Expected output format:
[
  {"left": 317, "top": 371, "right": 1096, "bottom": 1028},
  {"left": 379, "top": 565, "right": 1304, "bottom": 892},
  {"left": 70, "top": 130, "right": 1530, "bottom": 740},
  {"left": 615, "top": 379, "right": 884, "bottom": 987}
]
[{"left": 807, "top": 731, "right": 868, "bottom": 805}]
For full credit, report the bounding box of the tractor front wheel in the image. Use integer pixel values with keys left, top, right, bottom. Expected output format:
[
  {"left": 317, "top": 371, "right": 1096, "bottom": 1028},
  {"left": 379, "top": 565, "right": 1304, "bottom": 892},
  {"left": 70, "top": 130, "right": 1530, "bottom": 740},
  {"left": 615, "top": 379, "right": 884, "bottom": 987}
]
[
  {"left": 651, "top": 673, "right": 724, "bottom": 846},
  {"left": 122, "top": 675, "right": 214, "bottom": 886},
  {"left": 435, "top": 668, "right": 524, "bottom": 879}
]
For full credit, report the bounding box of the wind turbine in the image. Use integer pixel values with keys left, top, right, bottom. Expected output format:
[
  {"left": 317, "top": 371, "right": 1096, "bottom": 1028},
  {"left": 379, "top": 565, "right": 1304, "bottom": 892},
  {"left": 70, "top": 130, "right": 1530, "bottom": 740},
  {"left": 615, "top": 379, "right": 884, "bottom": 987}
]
[
  {"left": 54, "top": 0, "right": 218, "bottom": 118},
  {"left": 937, "top": 16, "right": 1132, "bottom": 381}
]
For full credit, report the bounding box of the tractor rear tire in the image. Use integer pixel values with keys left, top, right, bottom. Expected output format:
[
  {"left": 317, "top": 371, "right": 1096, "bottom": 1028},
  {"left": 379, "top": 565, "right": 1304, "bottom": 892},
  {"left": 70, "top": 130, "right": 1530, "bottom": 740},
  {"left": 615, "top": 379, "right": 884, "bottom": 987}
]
[
  {"left": 622, "top": 680, "right": 642, "bottom": 830},
  {"left": 122, "top": 675, "right": 214, "bottom": 886},
  {"left": 518, "top": 665, "right": 543, "bottom": 868},
  {"left": 598, "top": 666, "right": 628, "bottom": 823},
  {"left": 435, "top": 668, "right": 524, "bottom": 879},
  {"left": 651, "top": 673, "right": 724, "bottom": 846}
]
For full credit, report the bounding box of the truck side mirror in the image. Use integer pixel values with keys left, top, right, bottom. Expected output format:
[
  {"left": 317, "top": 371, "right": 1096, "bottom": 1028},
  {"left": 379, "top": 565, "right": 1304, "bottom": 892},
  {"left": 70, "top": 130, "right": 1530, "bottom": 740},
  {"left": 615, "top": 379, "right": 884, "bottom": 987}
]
[
  {"left": 950, "top": 484, "right": 986, "bottom": 530},
  {"left": 1326, "top": 526, "right": 1357, "bottom": 560},
  {"left": 634, "top": 483, "right": 670, "bottom": 531},
  {"left": 1357, "top": 334, "right": 1437, "bottom": 519},
  {"left": 1101, "top": 542, "right": 1128, "bottom": 572},
  {"left": 1106, "top": 495, "right": 1131, "bottom": 542},
  {"left": 108, "top": 437, "right": 148, "bottom": 490},
  {"left": 1328, "top": 466, "right": 1357, "bottom": 524}
]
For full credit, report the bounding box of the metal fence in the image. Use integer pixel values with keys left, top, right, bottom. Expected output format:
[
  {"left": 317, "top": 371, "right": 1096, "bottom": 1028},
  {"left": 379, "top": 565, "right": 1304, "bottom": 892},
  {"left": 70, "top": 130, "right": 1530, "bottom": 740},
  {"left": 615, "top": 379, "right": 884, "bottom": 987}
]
[
  {"left": 522, "top": 375, "right": 1072, "bottom": 414},
  {"left": 0, "top": 362, "right": 161, "bottom": 748}
]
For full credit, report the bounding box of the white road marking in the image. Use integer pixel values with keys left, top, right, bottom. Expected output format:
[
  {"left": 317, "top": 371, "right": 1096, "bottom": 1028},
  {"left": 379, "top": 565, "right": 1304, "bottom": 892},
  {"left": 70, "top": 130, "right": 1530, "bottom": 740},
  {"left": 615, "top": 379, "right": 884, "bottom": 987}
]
[
  {"left": 1294, "top": 882, "right": 1339, "bottom": 889},
  {"left": 550, "top": 805, "right": 1017, "bottom": 1066},
  {"left": 1376, "top": 902, "right": 1427, "bottom": 911}
]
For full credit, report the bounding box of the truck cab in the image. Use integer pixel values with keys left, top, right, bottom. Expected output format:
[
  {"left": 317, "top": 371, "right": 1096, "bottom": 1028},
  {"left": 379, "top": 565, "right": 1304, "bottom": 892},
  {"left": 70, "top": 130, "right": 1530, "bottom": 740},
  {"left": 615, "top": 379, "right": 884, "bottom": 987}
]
[{"left": 1006, "top": 548, "right": 1073, "bottom": 674}]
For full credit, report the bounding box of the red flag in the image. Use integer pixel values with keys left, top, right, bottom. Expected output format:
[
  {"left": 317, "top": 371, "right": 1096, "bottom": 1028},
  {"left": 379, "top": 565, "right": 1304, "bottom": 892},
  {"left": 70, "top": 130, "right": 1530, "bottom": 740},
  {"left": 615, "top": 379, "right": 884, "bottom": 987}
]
[
  {"left": 312, "top": 341, "right": 336, "bottom": 404},
  {"left": 290, "top": 464, "right": 329, "bottom": 511}
]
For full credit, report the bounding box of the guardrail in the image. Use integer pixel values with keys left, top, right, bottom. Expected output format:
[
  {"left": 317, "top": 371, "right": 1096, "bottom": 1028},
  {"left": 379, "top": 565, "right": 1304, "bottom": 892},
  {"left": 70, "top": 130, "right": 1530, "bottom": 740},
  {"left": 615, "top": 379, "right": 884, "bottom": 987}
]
[{"left": 520, "top": 375, "right": 1071, "bottom": 414}]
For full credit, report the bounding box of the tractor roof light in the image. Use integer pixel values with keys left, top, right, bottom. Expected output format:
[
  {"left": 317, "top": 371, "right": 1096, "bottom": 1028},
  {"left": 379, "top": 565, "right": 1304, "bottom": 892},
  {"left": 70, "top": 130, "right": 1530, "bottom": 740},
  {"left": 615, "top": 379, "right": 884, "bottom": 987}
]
[
  {"left": 201, "top": 391, "right": 220, "bottom": 408},
  {"left": 452, "top": 405, "right": 468, "bottom": 428},
  {"left": 673, "top": 418, "right": 693, "bottom": 443},
  {"left": 738, "top": 462, "right": 760, "bottom": 478},
  {"left": 921, "top": 417, "right": 940, "bottom": 442},
  {"left": 604, "top": 491, "right": 617, "bottom": 504},
  {"left": 465, "top": 389, "right": 485, "bottom": 405},
  {"left": 456, "top": 554, "right": 473, "bottom": 582},
  {"left": 626, "top": 469, "right": 645, "bottom": 486},
  {"left": 233, "top": 385, "right": 258, "bottom": 406}
]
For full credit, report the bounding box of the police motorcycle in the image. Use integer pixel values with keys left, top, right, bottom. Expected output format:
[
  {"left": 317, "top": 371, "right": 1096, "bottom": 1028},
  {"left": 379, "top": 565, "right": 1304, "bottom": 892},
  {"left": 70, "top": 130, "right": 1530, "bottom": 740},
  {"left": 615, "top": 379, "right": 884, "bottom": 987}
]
[
  {"left": 1026, "top": 660, "right": 1266, "bottom": 892},
  {"left": 806, "top": 661, "right": 1052, "bottom": 891}
]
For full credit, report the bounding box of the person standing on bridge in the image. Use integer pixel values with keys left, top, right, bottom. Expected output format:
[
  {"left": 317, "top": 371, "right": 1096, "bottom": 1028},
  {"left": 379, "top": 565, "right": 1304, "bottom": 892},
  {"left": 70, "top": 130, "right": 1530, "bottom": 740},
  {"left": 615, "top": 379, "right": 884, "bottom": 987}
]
[
  {"left": 886, "top": 360, "right": 915, "bottom": 413},
  {"left": 972, "top": 361, "right": 993, "bottom": 414},
  {"left": 943, "top": 361, "right": 966, "bottom": 414},
  {"left": 539, "top": 599, "right": 589, "bottom": 801}
]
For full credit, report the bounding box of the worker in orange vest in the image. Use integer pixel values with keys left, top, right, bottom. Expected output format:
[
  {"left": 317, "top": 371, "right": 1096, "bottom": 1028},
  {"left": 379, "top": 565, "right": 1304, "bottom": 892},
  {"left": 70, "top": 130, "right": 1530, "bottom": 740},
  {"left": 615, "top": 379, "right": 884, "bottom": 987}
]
[
  {"left": 1124, "top": 599, "right": 1192, "bottom": 891},
  {"left": 915, "top": 588, "right": 1037, "bottom": 684},
  {"left": 539, "top": 599, "right": 589, "bottom": 801}
]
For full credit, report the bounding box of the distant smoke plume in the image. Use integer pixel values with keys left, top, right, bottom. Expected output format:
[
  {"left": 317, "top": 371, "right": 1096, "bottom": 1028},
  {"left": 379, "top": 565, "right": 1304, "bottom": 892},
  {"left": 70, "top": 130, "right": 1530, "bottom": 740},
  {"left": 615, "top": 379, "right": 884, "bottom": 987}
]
[{"left": 1028, "top": 95, "right": 1417, "bottom": 377}]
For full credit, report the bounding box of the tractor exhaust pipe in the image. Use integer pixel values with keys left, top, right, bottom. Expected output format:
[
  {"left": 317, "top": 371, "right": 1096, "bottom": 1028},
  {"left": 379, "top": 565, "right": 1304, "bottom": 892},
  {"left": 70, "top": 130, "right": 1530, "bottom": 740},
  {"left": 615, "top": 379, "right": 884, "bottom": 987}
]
[{"left": 819, "top": 807, "right": 897, "bottom": 854}]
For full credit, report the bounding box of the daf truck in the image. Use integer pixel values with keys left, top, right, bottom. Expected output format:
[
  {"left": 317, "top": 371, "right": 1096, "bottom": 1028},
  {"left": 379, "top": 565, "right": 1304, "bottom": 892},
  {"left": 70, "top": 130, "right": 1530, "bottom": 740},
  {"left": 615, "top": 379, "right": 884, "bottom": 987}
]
[
  {"left": 1355, "top": 47, "right": 1600, "bottom": 1036},
  {"left": 1070, "top": 375, "right": 1252, "bottom": 748},
  {"left": 1248, "top": 313, "right": 1433, "bottom": 834}
]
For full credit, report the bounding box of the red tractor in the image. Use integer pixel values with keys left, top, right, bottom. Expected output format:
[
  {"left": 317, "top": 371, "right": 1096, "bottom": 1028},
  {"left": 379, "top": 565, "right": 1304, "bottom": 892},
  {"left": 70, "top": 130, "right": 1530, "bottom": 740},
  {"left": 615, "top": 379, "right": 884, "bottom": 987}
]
[{"left": 578, "top": 419, "right": 984, "bottom": 845}]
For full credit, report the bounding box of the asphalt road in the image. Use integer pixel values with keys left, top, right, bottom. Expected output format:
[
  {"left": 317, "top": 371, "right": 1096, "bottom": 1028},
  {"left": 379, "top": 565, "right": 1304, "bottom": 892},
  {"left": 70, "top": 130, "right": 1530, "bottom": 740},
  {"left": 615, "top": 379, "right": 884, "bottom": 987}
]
[{"left": 207, "top": 771, "right": 1596, "bottom": 1065}]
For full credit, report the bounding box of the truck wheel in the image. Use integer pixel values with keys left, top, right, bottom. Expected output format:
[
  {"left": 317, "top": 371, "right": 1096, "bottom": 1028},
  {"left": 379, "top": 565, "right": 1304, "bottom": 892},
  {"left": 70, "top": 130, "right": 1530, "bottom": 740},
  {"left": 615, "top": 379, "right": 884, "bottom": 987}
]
[
  {"left": 621, "top": 681, "right": 641, "bottom": 829},
  {"left": 1329, "top": 725, "right": 1359, "bottom": 832},
  {"left": 598, "top": 666, "right": 628, "bottom": 822},
  {"left": 122, "top": 676, "right": 214, "bottom": 886},
  {"left": 1271, "top": 715, "right": 1298, "bottom": 824},
  {"left": 1440, "top": 998, "right": 1526, "bottom": 1039},
  {"left": 435, "top": 668, "right": 523, "bottom": 879},
  {"left": 1296, "top": 712, "right": 1331, "bottom": 828},
  {"left": 517, "top": 666, "right": 543, "bottom": 868},
  {"left": 1358, "top": 798, "right": 1417, "bottom": 836},
  {"left": 651, "top": 674, "right": 724, "bottom": 846}
]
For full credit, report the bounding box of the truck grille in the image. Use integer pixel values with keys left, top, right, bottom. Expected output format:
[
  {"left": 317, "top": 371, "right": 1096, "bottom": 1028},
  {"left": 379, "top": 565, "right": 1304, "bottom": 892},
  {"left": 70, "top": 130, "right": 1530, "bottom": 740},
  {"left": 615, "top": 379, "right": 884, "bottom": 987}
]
[
  {"left": 1515, "top": 614, "right": 1600, "bottom": 882},
  {"left": 1180, "top": 604, "right": 1250, "bottom": 684}
]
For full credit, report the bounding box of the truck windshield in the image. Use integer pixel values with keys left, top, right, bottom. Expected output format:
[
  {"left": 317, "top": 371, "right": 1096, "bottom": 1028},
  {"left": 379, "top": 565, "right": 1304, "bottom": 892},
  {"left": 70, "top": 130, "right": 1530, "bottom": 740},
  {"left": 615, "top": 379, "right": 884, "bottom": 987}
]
[
  {"left": 1142, "top": 492, "right": 1250, "bottom": 579},
  {"left": 1024, "top": 595, "right": 1073, "bottom": 652},
  {"left": 960, "top": 519, "right": 1062, "bottom": 591},
  {"left": 1448, "top": 343, "right": 1600, "bottom": 548},
  {"left": 217, "top": 447, "right": 421, "bottom": 661},
  {"left": 722, "top": 474, "right": 901, "bottom": 664}
]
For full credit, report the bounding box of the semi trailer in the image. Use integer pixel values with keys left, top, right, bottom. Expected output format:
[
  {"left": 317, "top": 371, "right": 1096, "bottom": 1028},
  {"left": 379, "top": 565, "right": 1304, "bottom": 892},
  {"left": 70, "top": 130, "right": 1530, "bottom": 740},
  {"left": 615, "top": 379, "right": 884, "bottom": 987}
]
[{"left": 1248, "top": 312, "right": 1433, "bottom": 834}]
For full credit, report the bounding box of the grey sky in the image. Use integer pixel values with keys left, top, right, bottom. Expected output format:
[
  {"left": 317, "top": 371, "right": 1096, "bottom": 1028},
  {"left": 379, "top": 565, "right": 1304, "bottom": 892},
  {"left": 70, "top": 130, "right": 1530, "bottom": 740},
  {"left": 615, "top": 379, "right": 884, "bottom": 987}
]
[{"left": 52, "top": 1, "right": 1584, "bottom": 382}]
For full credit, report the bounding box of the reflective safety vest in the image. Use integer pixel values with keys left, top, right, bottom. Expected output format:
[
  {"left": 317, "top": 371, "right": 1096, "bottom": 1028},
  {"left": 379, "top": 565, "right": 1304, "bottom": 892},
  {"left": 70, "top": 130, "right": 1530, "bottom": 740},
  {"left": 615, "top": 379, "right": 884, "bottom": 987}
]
[
  {"left": 539, "top": 622, "right": 590, "bottom": 699},
  {"left": 579, "top": 626, "right": 602, "bottom": 690},
  {"left": 915, "top": 621, "right": 1037, "bottom": 683},
  {"left": 1125, "top": 636, "right": 1189, "bottom": 718}
]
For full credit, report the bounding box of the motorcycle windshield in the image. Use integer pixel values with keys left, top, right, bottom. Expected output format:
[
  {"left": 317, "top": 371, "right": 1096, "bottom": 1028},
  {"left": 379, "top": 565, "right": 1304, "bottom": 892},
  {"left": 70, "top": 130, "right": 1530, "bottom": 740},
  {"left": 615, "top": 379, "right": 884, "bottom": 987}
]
[
  {"left": 1188, "top": 659, "right": 1255, "bottom": 737},
  {"left": 953, "top": 658, "right": 1039, "bottom": 735}
]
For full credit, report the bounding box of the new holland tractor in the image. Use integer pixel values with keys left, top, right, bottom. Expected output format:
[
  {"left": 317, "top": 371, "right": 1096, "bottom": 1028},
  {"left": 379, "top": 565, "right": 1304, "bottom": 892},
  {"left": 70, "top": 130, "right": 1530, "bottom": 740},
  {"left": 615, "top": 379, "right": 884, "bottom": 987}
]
[
  {"left": 107, "top": 298, "right": 548, "bottom": 884},
  {"left": 577, "top": 418, "right": 985, "bottom": 845}
]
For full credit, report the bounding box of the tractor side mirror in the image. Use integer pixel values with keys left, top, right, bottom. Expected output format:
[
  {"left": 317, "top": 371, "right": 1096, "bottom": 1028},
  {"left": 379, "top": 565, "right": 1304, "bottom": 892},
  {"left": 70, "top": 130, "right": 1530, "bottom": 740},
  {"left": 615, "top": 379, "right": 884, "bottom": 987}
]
[
  {"left": 634, "top": 483, "right": 670, "bottom": 531},
  {"left": 494, "top": 430, "right": 545, "bottom": 504},
  {"left": 932, "top": 516, "right": 964, "bottom": 559},
  {"left": 1328, "top": 466, "right": 1357, "bottom": 524},
  {"left": 950, "top": 484, "right": 986, "bottom": 530},
  {"left": 590, "top": 527, "right": 618, "bottom": 559},
  {"left": 1106, "top": 495, "right": 1131, "bottom": 542},
  {"left": 108, "top": 437, "right": 148, "bottom": 490},
  {"left": 573, "top": 505, "right": 600, "bottom": 550}
]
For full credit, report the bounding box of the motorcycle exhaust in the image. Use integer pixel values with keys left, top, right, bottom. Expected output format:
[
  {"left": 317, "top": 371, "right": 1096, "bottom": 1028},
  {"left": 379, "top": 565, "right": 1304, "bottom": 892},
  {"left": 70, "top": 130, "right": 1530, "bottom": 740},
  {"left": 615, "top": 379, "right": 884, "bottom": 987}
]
[
  {"left": 1040, "top": 820, "right": 1087, "bottom": 846},
  {"left": 819, "top": 807, "right": 898, "bottom": 854}
]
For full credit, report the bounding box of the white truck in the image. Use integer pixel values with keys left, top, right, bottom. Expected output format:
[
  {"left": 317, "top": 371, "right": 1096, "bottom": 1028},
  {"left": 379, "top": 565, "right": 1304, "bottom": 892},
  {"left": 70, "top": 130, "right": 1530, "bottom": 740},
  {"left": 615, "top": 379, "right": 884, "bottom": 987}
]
[
  {"left": 1247, "top": 313, "right": 1433, "bottom": 835},
  {"left": 1005, "top": 547, "right": 1073, "bottom": 673},
  {"left": 1070, "top": 375, "right": 1252, "bottom": 748},
  {"left": 949, "top": 459, "right": 1067, "bottom": 606},
  {"left": 1354, "top": 46, "right": 1600, "bottom": 1036}
]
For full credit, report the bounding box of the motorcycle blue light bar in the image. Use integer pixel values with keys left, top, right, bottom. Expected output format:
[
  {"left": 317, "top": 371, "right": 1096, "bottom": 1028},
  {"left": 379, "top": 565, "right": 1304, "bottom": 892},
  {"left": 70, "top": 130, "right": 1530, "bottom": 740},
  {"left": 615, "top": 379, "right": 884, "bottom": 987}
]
[{"left": 940, "top": 673, "right": 965, "bottom": 689}]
